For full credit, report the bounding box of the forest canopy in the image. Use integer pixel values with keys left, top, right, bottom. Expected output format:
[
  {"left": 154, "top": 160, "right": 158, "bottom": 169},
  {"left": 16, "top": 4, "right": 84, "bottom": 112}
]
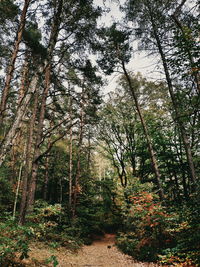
[{"left": 0, "top": 0, "right": 199, "bottom": 266}]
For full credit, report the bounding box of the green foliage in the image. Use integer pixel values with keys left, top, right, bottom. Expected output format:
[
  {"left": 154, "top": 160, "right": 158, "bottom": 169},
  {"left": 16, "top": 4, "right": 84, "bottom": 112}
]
[
  {"left": 26, "top": 200, "right": 62, "bottom": 238},
  {"left": 116, "top": 191, "right": 172, "bottom": 262},
  {"left": 23, "top": 22, "right": 47, "bottom": 57},
  {"left": 26, "top": 200, "right": 82, "bottom": 251},
  {"left": 97, "top": 24, "right": 132, "bottom": 74},
  {"left": 0, "top": 218, "right": 32, "bottom": 265},
  {"left": 0, "top": 167, "right": 15, "bottom": 212},
  {"left": 0, "top": 0, "right": 18, "bottom": 23},
  {"left": 117, "top": 184, "right": 200, "bottom": 265},
  {"left": 117, "top": 188, "right": 200, "bottom": 265},
  {"left": 45, "top": 255, "right": 59, "bottom": 267},
  {"left": 159, "top": 199, "right": 200, "bottom": 266},
  {"left": 58, "top": 176, "right": 122, "bottom": 245},
  {"left": 68, "top": 191, "right": 108, "bottom": 243},
  {"left": 0, "top": 1, "right": 199, "bottom": 267}
]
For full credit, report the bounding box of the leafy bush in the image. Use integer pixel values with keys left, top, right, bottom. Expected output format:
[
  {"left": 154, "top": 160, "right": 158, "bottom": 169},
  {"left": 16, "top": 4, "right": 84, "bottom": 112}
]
[
  {"left": 0, "top": 167, "right": 14, "bottom": 212},
  {"left": 0, "top": 219, "right": 32, "bottom": 266},
  {"left": 26, "top": 201, "right": 82, "bottom": 250},
  {"left": 159, "top": 201, "right": 200, "bottom": 266},
  {"left": 45, "top": 255, "right": 59, "bottom": 267},
  {"left": 26, "top": 200, "right": 62, "bottom": 237},
  {"left": 116, "top": 192, "right": 173, "bottom": 262}
]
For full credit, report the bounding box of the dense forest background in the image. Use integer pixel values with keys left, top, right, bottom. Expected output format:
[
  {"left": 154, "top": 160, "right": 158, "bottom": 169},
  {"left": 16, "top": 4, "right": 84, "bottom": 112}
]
[{"left": 0, "top": 0, "right": 199, "bottom": 266}]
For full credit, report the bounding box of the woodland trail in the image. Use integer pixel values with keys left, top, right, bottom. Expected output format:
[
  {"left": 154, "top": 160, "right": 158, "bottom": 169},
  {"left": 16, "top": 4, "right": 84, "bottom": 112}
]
[{"left": 23, "top": 234, "right": 164, "bottom": 267}]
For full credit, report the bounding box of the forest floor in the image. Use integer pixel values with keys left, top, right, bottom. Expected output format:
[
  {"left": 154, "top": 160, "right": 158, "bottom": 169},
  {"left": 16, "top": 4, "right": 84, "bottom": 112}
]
[{"left": 21, "top": 234, "right": 166, "bottom": 267}]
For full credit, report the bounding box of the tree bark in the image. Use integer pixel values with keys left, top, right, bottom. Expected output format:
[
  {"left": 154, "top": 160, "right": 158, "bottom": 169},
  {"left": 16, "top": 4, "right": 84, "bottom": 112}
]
[
  {"left": 0, "top": 0, "right": 31, "bottom": 125},
  {"left": 87, "top": 127, "right": 92, "bottom": 174},
  {"left": 68, "top": 98, "right": 73, "bottom": 210},
  {"left": 43, "top": 141, "right": 51, "bottom": 200},
  {"left": 18, "top": 89, "right": 39, "bottom": 225},
  {"left": 72, "top": 99, "right": 84, "bottom": 218},
  {"left": 13, "top": 143, "right": 26, "bottom": 220},
  {"left": 18, "top": 49, "right": 30, "bottom": 104},
  {"left": 26, "top": 0, "right": 64, "bottom": 212},
  {"left": 0, "top": 75, "right": 38, "bottom": 167},
  {"left": 121, "top": 60, "right": 164, "bottom": 201}
]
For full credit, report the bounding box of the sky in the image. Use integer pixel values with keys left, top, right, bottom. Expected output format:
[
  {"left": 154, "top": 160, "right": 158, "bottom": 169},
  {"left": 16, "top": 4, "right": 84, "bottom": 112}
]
[{"left": 93, "top": 0, "right": 164, "bottom": 94}]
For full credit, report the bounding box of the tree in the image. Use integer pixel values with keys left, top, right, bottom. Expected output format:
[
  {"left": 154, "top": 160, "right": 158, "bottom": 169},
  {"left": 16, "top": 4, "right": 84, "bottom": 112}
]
[
  {"left": 98, "top": 25, "right": 164, "bottom": 200},
  {"left": 121, "top": 0, "right": 198, "bottom": 186},
  {"left": 0, "top": 0, "right": 31, "bottom": 126}
]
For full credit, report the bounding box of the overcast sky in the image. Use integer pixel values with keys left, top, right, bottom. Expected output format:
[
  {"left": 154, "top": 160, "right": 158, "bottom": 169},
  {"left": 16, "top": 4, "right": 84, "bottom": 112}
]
[{"left": 93, "top": 0, "right": 164, "bottom": 94}]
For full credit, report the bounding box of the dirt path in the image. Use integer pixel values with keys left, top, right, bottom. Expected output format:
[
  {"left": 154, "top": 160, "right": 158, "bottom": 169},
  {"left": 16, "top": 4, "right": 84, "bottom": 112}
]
[{"left": 23, "top": 234, "right": 163, "bottom": 267}]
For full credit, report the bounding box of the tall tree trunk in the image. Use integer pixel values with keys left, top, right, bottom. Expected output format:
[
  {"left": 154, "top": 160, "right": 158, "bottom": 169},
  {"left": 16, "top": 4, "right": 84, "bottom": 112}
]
[
  {"left": 68, "top": 98, "right": 73, "bottom": 210},
  {"left": 171, "top": 18, "right": 200, "bottom": 93},
  {"left": 10, "top": 50, "right": 31, "bottom": 186},
  {"left": 87, "top": 126, "right": 91, "bottom": 174},
  {"left": 13, "top": 143, "right": 26, "bottom": 219},
  {"left": 43, "top": 141, "right": 51, "bottom": 201},
  {"left": 72, "top": 98, "right": 84, "bottom": 218},
  {"left": 18, "top": 89, "right": 39, "bottom": 225},
  {"left": 0, "top": 74, "right": 38, "bottom": 166},
  {"left": 177, "top": 132, "right": 189, "bottom": 199},
  {"left": 26, "top": 64, "right": 51, "bottom": 210},
  {"left": 18, "top": 49, "right": 30, "bottom": 104},
  {"left": 26, "top": 0, "right": 64, "bottom": 212},
  {"left": 121, "top": 60, "right": 164, "bottom": 201},
  {"left": 150, "top": 19, "right": 197, "bottom": 184},
  {"left": 171, "top": 0, "right": 200, "bottom": 93},
  {"left": 59, "top": 177, "right": 63, "bottom": 204},
  {"left": 0, "top": 0, "right": 31, "bottom": 126}
]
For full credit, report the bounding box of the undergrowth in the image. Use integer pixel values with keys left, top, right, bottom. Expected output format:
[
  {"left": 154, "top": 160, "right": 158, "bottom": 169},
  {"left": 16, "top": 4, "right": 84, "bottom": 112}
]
[{"left": 116, "top": 191, "right": 200, "bottom": 266}]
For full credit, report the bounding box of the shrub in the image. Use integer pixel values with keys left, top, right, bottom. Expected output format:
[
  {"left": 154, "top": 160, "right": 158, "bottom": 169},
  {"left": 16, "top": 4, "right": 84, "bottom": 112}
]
[
  {"left": 0, "top": 219, "right": 32, "bottom": 266},
  {"left": 26, "top": 201, "right": 82, "bottom": 250},
  {"left": 26, "top": 201, "right": 63, "bottom": 239},
  {"left": 116, "top": 192, "right": 173, "bottom": 262},
  {"left": 159, "top": 201, "right": 200, "bottom": 266}
]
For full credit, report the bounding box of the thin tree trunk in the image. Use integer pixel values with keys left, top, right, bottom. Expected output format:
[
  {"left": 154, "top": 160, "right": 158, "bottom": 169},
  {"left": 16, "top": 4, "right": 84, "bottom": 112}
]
[
  {"left": 10, "top": 50, "right": 30, "bottom": 186},
  {"left": 59, "top": 177, "right": 63, "bottom": 204},
  {"left": 166, "top": 161, "right": 180, "bottom": 202},
  {"left": 171, "top": 15, "right": 200, "bottom": 93},
  {"left": 150, "top": 20, "right": 197, "bottom": 184},
  {"left": 13, "top": 142, "right": 26, "bottom": 220},
  {"left": 68, "top": 98, "right": 73, "bottom": 210},
  {"left": 0, "top": 0, "right": 31, "bottom": 125},
  {"left": 87, "top": 127, "right": 91, "bottom": 174},
  {"left": 121, "top": 60, "right": 164, "bottom": 201},
  {"left": 72, "top": 98, "right": 84, "bottom": 217},
  {"left": 172, "top": 0, "right": 199, "bottom": 92},
  {"left": 43, "top": 143, "right": 51, "bottom": 201},
  {"left": 178, "top": 133, "right": 189, "bottom": 199}
]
